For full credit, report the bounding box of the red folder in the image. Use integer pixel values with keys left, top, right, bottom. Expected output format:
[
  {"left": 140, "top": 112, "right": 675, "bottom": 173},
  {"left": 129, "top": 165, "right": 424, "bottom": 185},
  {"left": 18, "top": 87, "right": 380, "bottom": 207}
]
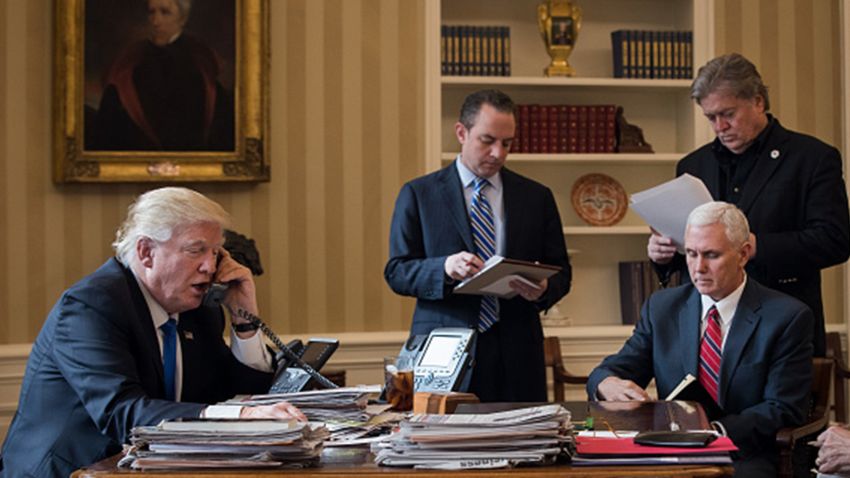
[{"left": 575, "top": 436, "right": 738, "bottom": 456}]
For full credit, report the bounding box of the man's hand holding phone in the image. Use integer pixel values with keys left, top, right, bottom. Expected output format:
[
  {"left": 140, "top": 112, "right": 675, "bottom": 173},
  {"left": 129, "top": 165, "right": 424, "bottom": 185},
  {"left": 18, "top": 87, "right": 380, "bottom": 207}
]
[{"left": 213, "top": 249, "right": 259, "bottom": 337}]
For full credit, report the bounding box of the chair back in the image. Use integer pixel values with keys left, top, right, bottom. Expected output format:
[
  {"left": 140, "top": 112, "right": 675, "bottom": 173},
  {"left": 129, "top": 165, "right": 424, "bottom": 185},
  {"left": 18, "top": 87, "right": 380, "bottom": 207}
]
[
  {"left": 543, "top": 336, "right": 588, "bottom": 402},
  {"left": 776, "top": 357, "right": 833, "bottom": 478},
  {"left": 810, "top": 357, "right": 834, "bottom": 422},
  {"left": 826, "top": 331, "right": 849, "bottom": 422}
]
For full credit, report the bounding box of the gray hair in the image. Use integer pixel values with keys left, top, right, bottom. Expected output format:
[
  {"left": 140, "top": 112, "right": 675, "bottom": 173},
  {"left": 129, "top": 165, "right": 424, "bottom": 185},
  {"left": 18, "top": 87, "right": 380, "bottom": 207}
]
[
  {"left": 146, "top": 0, "right": 192, "bottom": 20},
  {"left": 690, "top": 53, "right": 770, "bottom": 111},
  {"left": 686, "top": 201, "right": 750, "bottom": 246},
  {"left": 113, "top": 187, "right": 230, "bottom": 266},
  {"left": 174, "top": 0, "right": 192, "bottom": 19}
]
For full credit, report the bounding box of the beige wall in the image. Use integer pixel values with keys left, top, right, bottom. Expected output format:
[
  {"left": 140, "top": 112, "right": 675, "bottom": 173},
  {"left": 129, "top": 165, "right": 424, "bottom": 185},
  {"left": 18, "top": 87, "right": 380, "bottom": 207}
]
[
  {"left": 0, "top": 0, "right": 845, "bottom": 346},
  {"left": 0, "top": 0, "right": 423, "bottom": 344},
  {"left": 715, "top": 0, "right": 846, "bottom": 324}
]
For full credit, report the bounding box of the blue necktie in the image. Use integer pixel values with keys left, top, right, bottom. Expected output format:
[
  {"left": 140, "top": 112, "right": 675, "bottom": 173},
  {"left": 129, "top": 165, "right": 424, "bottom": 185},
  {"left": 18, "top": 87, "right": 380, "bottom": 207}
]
[
  {"left": 471, "top": 177, "right": 498, "bottom": 332},
  {"left": 161, "top": 317, "right": 177, "bottom": 401}
]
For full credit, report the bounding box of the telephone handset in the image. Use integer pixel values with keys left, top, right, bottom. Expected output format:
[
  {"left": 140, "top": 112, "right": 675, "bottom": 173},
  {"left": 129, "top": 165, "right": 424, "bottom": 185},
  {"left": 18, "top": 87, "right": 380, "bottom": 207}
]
[{"left": 201, "top": 282, "right": 339, "bottom": 392}]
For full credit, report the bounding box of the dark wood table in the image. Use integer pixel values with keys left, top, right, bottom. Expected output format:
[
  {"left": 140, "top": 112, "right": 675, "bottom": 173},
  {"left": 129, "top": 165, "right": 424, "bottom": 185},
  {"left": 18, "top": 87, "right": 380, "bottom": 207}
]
[{"left": 73, "top": 401, "right": 732, "bottom": 478}]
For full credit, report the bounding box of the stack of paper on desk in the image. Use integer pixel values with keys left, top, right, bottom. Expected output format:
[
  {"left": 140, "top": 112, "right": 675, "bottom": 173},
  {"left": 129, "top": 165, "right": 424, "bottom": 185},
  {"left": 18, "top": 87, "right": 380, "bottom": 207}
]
[
  {"left": 373, "top": 404, "right": 572, "bottom": 470},
  {"left": 224, "top": 385, "right": 382, "bottom": 423},
  {"left": 122, "top": 419, "right": 328, "bottom": 470},
  {"left": 223, "top": 385, "right": 389, "bottom": 445}
]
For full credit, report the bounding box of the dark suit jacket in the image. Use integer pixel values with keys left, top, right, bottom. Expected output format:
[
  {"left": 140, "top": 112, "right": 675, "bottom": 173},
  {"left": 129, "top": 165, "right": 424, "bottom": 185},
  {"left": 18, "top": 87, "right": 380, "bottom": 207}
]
[
  {"left": 587, "top": 279, "right": 813, "bottom": 471},
  {"left": 384, "top": 163, "right": 571, "bottom": 401},
  {"left": 0, "top": 258, "right": 272, "bottom": 478},
  {"left": 661, "top": 119, "right": 850, "bottom": 356}
]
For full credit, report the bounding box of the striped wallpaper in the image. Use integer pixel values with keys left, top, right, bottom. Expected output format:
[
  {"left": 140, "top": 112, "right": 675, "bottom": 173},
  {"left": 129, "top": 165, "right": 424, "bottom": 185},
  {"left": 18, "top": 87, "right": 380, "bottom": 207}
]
[
  {"left": 0, "top": 0, "right": 845, "bottom": 344},
  {"left": 0, "top": 0, "right": 423, "bottom": 343}
]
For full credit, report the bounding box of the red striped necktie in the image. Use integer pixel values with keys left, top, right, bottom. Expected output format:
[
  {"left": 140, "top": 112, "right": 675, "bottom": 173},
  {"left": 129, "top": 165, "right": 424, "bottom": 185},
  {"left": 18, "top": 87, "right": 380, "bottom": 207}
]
[{"left": 698, "top": 306, "right": 722, "bottom": 403}]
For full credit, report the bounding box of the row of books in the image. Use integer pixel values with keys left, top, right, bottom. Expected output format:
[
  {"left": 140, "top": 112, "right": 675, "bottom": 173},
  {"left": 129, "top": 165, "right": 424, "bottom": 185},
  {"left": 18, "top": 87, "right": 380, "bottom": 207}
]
[
  {"left": 441, "top": 25, "right": 511, "bottom": 76},
  {"left": 514, "top": 104, "right": 617, "bottom": 154},
  {"left": 611, "top": 30, "right": 693, "bottom": 79},
  {"left": 618, "top": 261, "right": 682, "bottom": 325}
]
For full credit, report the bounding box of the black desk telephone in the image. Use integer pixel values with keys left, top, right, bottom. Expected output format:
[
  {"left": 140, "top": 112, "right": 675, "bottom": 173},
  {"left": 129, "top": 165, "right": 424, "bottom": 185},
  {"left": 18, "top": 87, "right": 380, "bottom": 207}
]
[{"left": 202, "top": 282, "right": 339, "bottom": 393}]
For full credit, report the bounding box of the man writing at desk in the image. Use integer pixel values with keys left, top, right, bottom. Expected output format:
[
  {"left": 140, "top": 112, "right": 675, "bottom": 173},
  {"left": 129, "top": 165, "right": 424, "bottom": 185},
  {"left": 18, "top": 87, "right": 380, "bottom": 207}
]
[
  {"left": 0, "top": 187, "right": 305, "bottom": 478},
  {"left": 588, "top": 202, "right": 813, "bottom": 476}
]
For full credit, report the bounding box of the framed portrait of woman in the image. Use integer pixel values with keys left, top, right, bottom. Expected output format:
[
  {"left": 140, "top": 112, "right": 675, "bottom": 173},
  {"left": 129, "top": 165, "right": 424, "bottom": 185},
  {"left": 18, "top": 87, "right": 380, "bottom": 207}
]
[{"left": 54, "top": 0, "right": 269, "bottom": 183}]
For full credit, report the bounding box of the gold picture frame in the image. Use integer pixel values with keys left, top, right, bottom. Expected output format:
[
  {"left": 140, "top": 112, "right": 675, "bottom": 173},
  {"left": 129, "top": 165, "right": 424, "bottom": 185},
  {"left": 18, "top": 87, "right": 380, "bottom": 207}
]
[{"left": 53, "top": 0, "right": 269, "bottom": 183}]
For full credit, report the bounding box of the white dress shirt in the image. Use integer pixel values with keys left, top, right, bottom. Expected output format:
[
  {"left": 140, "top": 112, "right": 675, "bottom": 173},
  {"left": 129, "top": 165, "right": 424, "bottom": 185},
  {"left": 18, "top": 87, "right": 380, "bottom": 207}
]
[
  {"left": 455, "top": 156, "right": 506, "bottom": 256},
  {"left": 133, "top": 273, "right": 272, "bottom": 405}
]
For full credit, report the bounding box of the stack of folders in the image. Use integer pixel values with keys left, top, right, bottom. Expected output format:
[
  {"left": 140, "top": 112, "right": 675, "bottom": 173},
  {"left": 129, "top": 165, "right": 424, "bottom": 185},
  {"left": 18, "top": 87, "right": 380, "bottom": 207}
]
[
  {"left": 571, "top": 430, "right": 737, "bottom": 466},
  {"left": 224, "top": 385, "right": 388, "bottom": 445},
  {"left": 121, "top": 419, "right": 328, "bottom": 470},
  {"left": 372, "top": 404, "right": 572, "bottom": 470},
  {"left": 224, "top": 385, "right": 382, "bottom": 423}
]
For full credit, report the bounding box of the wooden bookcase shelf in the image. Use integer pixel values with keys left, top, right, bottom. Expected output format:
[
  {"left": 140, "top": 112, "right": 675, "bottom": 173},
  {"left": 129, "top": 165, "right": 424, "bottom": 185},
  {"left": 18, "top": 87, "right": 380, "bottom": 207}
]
[{"left": 424, "top": 0, "right": 715, "bottom": 326}]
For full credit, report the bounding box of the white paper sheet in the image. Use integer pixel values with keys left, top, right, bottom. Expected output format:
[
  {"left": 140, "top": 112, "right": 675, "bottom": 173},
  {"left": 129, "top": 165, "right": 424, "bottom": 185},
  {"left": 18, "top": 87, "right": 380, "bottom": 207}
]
[{"left": 629, "top": 174, "right": 713, "bottom": 252}]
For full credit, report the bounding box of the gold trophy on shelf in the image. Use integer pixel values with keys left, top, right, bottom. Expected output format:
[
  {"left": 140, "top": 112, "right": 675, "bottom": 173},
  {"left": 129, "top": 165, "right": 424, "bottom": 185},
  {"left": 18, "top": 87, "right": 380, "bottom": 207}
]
[{"left": 538, "top": 0, "right": 582, "bottom": 77}]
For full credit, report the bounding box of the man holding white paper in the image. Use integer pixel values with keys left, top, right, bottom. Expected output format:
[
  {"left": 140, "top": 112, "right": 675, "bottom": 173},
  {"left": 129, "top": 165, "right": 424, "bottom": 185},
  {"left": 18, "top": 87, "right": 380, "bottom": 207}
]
[
  {"left": 590, "top": 202, "right": 813, "bottom": 476},
  {"left": 647, "top": 53, "right": 849, "bottom": 357},
  {"left": 384, "top": 90, "right": 571, "bottom": 402}
]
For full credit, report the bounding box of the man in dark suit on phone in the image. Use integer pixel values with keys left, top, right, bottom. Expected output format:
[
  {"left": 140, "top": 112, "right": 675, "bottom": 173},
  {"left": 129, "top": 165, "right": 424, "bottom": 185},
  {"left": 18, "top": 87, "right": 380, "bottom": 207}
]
[
  {"left": 0, "top": 187, "right": 305, "bottom": 478},
  {"left": 385, "top": 89, "right": 572, "bottom": 402},
  {"left": 647, "top": 53, "right": 850, "bottom": 357},
  {"left": 590, "top": 201, "right": 813, "bottom": 476}
]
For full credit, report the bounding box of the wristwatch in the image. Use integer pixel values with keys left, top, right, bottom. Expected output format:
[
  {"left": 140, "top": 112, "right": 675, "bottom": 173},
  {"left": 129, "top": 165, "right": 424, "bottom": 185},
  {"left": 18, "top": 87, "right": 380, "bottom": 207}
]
[{"left": 233, "top": 321, "right": 259, "bottom": 332}]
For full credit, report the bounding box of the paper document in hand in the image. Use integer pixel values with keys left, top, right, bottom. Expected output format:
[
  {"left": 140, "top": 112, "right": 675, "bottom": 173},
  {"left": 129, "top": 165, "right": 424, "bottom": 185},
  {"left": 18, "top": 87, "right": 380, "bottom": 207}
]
[
  {"left": 453, "top": 256, "right": 560, "bottom": 298},
  {"left": 629, "top": 174, "right": 713, "bottom": 252}
]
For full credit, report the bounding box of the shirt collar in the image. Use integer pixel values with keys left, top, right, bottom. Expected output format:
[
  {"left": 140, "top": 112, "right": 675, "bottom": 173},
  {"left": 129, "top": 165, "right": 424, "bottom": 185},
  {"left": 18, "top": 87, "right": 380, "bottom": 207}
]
[
  {"left": 700, "top": 275, "right": 747, "bottom": 326},
  {"left": 132, "top": 270, "right": 177, "bottom": 328},
  {"left": 455, "top": 155, "right": 502, "bottom": 191}
]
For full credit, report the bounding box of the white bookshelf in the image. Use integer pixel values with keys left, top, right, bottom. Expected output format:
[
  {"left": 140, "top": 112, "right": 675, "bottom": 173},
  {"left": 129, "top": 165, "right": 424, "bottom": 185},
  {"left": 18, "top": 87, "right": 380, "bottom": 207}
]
[{"left": 424, "top": 0, "right": 715, "bottom": 325}]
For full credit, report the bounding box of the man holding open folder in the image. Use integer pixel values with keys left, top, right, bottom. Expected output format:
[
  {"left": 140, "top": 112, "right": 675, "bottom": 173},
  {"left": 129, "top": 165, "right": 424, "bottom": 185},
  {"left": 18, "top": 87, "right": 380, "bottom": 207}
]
[
  {"left": 385, "top": 89, "right": 571, "bottom": 402},
  {"left": 589, "top": 202, "right": 813, "bottom": 476}
]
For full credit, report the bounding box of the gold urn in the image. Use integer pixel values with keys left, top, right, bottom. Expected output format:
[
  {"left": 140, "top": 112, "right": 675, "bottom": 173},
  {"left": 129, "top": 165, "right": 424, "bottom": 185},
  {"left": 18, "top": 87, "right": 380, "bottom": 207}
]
[{"left": 537, "top": 0, "right": 582, "bottom": 77}]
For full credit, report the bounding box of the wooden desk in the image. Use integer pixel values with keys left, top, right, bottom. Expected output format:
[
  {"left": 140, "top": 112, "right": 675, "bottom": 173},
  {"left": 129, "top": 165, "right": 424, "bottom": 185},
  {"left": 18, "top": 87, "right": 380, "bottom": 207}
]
[{"left": 73, "top": 401, "right": 733, "bottom": 478}]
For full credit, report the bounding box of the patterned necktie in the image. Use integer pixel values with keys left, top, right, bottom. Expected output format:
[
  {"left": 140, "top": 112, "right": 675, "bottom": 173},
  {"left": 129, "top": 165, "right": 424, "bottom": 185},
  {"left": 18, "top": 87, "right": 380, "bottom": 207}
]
[
  {"left": 698, "top": 306, "right": 722, "bottom": 403},
  {"left": 161, "top": 317, "right": 177, "bottom": 401},
  {"left": 471, "top": 177, "right": 498, "bottom": 333}
]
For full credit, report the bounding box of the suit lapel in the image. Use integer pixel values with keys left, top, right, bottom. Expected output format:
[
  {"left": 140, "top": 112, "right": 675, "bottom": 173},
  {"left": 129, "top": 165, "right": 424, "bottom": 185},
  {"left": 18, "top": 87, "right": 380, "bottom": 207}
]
[
  {"left": 718, "top": 280, "right": 761, "bottom": 405},
  {"left": 736, "top": 122, "right": 788, "bottom": 214},
  {"left": 119, "top": 260, "right": 167, "bottom": 386},
  {"left": 679, "top": 289, "right": 702, "bottom": 377},
  {"left": 438, "top": 164, "right": 475, "bottom": 251},
  {"left": 501, "top": 169, "right": 519, "bottom": 256},
  {"left": 699, "top": 161, "right": 721, "bottom": 199}
]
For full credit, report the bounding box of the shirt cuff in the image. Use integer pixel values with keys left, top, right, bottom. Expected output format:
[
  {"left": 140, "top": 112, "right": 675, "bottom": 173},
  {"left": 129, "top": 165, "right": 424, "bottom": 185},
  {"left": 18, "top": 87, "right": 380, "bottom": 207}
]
[
  {"left": 230, "top": 327, "right": 273, "bottom": 372},
  {"left": 202, "top": 405, "right": 244, "bottom": 419},
  {"left": 710, "top": 420, "right": 728, "bottom": 437}
]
